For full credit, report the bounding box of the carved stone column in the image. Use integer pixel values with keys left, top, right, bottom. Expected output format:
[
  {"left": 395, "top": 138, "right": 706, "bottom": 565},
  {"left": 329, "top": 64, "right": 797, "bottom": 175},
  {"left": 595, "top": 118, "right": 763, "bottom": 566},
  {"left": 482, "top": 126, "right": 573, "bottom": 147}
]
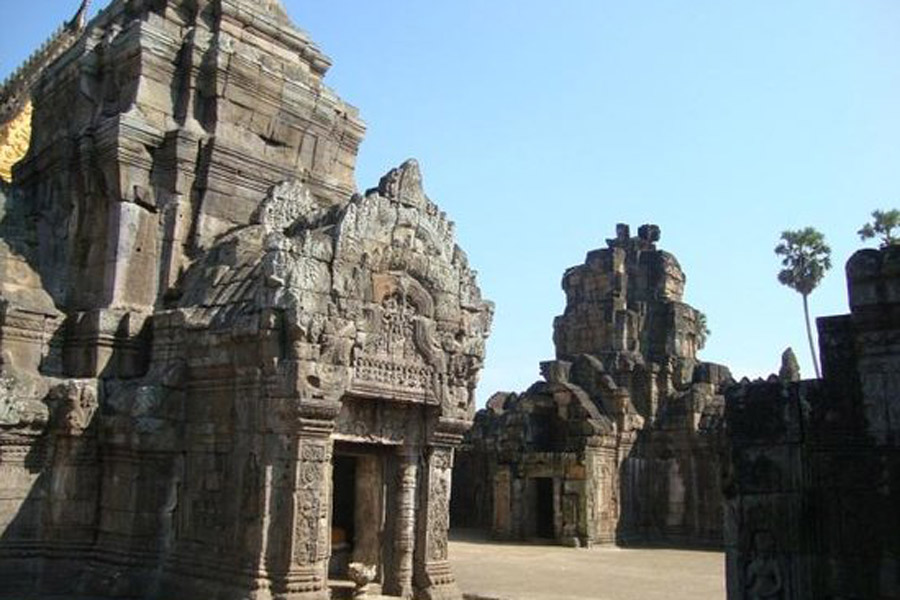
[
  {"left": 274, "top": 401, "right": 338, "bottom": 600},
  {"left": 385, "top": 445, "right": 418, "bottom": 598},
  {"left": 416, "top": 444, "right": 461, "bottom": 600}
]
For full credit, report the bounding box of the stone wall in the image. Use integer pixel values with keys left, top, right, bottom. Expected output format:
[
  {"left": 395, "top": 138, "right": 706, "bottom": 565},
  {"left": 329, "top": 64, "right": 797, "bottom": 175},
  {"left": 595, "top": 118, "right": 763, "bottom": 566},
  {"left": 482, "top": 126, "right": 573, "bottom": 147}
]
[
  {"left": 0, "top": 2, "right": 492, "bottom": 600},
  {"left": 453, "top": 225, "right": 730, "bottom": 547},
  {"left": 724, "top": 246, "right": 900, "bottom": 599}
]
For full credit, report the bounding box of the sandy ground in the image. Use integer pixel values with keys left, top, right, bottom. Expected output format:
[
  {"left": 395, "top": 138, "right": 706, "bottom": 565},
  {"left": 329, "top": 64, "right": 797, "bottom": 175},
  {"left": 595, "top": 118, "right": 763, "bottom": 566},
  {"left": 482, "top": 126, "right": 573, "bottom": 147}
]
[{"left": 449, "top": 531, "right": 725, "bottom": 600}]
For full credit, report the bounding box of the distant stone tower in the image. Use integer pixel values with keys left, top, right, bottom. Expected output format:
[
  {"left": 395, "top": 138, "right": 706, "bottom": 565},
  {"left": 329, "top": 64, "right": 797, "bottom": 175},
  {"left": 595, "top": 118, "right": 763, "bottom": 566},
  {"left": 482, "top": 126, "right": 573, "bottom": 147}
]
[
  {"left": 554, "top": 223, "right": 712, "bottom": 421},
  {"left": 453, "top": 224, "right": 731, "bottom": 548}
]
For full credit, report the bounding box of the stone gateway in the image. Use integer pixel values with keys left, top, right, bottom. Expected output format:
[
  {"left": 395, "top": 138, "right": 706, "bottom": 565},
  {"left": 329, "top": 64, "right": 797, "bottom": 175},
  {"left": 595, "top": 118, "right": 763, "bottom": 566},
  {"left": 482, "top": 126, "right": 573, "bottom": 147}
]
[{"left": 0, "top": 2, "right": 492, "bottom": 599}]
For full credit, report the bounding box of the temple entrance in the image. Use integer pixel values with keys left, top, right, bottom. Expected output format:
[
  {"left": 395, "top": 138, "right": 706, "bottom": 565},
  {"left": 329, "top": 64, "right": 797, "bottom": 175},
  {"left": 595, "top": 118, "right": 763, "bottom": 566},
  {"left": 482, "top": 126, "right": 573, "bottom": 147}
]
[
  {"left": 330, "top": 455, "right": 357, "bottom": 577},
  {"left": 535, "top": 477, "right": 555, "bottom": 539},
  {"left": 329, "top": 443, "right": 389, "bottom": 593}
]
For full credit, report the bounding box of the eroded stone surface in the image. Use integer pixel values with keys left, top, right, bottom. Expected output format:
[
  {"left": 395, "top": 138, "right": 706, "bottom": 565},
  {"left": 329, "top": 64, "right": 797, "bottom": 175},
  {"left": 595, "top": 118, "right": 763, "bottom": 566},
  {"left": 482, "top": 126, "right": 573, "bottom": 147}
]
[
  {"left": 0, "top": 2, "right": 491, "bottom": 599},
  {"left": 453, "top": 225, "right": 730, "bottom": 547}
]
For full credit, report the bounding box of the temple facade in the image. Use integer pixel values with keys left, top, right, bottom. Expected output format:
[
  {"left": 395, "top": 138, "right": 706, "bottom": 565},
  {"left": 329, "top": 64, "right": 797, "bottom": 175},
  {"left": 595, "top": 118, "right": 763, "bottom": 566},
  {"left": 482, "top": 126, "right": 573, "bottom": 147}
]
[
  {"left": 0, "top": 2, "right": 491, "bottom": 599},
  {"left": 452, "top": 224, "right": 730, "bottom": 547}
]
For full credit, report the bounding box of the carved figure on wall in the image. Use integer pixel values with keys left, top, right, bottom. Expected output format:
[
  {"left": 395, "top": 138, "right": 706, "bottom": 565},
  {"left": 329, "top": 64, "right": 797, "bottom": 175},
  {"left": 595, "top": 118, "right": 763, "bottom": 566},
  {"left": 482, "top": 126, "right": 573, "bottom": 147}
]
[
  {"left": 53, "top": 380, "right": 97, "bottom": 435},
  {"left": 745, "top": 530, "right": 783, "bottom": 600}
]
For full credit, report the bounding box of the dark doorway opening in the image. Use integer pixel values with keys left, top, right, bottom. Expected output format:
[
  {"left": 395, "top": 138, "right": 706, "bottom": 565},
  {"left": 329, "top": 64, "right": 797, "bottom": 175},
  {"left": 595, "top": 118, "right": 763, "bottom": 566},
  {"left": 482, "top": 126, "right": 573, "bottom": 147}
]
[
  {"left": 330, "top": 454, "right": 357, "bottom": 578},
  {"left": 535, "top": 477, "right": 554, "bottom": 539}
]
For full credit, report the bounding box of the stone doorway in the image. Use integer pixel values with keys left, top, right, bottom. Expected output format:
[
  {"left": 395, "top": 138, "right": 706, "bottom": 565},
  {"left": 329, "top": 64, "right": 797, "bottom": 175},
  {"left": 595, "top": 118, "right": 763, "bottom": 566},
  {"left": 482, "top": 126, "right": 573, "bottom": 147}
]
[
  {"left": 534, "top": 477, "right": 555, "bottom": 539},
  {"left": 329, "top": 443, "right": 389, "bottom": 591},
  {"left": 330, "top": 454, "right": 357, "bottom": 577}
]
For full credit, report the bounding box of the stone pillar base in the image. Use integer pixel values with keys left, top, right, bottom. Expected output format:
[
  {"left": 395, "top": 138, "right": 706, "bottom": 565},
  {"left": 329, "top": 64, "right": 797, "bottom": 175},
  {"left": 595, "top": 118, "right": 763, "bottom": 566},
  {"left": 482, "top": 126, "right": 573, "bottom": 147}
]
[
  {"left": 418, "top": 582, "right": 463, "bottom": 600},
  {"left": 417, "top": 561, "right": 462, "bottom": 600}
]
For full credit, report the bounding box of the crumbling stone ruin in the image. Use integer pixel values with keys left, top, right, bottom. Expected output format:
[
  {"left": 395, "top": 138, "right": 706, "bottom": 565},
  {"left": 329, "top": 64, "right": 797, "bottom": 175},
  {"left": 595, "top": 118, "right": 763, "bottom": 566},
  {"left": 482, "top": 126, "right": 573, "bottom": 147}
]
[
  {"left": 725, "top": 246, "right": 900, "bottom": 599},
  {"left": 0, "top": 2, "right": 492, "bottom": 599},
  {"left": 452, "top": 224, "right": 731, "bottom": 547}
]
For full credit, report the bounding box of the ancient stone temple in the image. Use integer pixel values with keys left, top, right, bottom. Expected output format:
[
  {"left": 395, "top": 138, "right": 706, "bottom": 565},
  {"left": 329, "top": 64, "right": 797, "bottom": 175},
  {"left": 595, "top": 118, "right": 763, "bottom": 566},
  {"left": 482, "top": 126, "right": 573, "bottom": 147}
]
[
  {"left": 452, "top": 224, "right": 730, "bottom": 547},
  {"left": 725, "top": 246, "right": 900, "bottom": 600},
  {"left": 0, "top": 2, "right": 492, "bottom": 599}
]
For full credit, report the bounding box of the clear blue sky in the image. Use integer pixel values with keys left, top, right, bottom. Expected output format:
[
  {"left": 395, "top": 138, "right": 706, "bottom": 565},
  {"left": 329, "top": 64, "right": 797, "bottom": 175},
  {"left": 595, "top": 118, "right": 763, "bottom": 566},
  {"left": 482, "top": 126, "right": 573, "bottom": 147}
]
[{"left": 3, "top": 1, "right": 899, "bottom": 402}]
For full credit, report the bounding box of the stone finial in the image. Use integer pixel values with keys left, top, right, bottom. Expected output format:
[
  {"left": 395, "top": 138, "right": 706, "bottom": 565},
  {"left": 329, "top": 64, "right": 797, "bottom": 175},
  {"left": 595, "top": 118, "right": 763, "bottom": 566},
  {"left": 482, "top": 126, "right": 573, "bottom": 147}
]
[
  {"left": 778, "top": 347, "right": 801, "bottom": 383},
  {"left": 606, "top": 223, "right": 631, "bottom": 248},
  {"left": 375, "top": 159, "right": 427, "bottom": 208},
  {"left": 638, "top": 224, "right": 661, "bottom": 244},
  {"left": 68, "top": 0, "right": 91, "bottom": 32}
]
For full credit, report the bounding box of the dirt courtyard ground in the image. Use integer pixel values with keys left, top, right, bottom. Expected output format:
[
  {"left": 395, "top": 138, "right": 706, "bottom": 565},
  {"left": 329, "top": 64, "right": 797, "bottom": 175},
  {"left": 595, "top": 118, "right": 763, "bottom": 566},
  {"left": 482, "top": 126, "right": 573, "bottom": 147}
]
[{"left": 448, "top": 531, "right": 725, "bottom": 600}]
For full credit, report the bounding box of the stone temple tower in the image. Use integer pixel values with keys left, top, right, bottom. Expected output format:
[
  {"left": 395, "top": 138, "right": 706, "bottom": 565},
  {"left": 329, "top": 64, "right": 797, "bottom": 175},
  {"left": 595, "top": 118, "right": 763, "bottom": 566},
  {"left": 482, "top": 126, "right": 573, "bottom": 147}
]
[
  {"left": 453, "top": 224, "right": 730, "bottom": 548},
  {"left": 0, "top": 2, "right": 492, "bottom": 599}
]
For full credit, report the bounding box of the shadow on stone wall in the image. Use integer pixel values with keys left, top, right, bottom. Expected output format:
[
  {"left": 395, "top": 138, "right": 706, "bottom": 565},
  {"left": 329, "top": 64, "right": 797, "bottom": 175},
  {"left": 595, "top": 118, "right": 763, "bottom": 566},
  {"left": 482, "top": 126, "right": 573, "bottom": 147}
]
[{"left": 724, "top": 248, "right": 900, "bottom": 599}]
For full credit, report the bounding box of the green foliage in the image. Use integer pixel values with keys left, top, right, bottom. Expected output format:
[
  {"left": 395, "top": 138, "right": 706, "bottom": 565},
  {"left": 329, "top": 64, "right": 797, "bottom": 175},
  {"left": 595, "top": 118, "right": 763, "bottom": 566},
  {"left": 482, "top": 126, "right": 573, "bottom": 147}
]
[
  {"left": 696, "top": 311, "right": 710, "bottom": 350},
  {"left": 858, "top": 209, "right": 900, "bottom": 247},
  {"left": 774, "top": 227, "right": 832, "bottom": 297},
  {"left": 774, "top": 227, "right": 831, "bottom": 378}
]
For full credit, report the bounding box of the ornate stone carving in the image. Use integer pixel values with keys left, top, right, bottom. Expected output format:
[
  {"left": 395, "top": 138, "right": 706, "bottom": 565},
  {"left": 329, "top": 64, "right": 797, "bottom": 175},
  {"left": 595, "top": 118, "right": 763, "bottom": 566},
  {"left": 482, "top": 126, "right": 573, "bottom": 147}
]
[
  {"left": 352, "top": 286, "right": 436, "bottom": 401},
  {"left": 0, "top": 3, "right": 489, "bottom": 600},
  {"left": 294, "top": 440, "right": 332, "bottom": 566},
  {"left": 388, "top": 450, "right": 418, "bottom": 598},
  {"left": 49, "top": 379, "right": 98, "bottom": 435},
  {"left": 427, "top": 448, "right": 453, "bottom": 561},
  {"left": 0, "top": 375, "right": 46, "bottom": 427}
]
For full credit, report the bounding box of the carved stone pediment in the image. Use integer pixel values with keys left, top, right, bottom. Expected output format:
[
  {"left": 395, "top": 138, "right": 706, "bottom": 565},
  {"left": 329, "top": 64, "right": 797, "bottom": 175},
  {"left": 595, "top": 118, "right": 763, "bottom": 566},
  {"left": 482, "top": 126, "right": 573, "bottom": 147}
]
[{"left": 175, "top": 160, "right": 492, "bottom": 417}]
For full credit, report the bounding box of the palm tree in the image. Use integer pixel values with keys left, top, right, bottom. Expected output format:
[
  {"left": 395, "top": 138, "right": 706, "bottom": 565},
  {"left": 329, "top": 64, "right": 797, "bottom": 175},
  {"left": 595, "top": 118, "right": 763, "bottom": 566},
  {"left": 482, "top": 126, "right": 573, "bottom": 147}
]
[
  {"left": 774, "top": 228, "right": 831, "bottom": 378},
  {"left": 858, "top": 209, "right": 900, "bottom": 247}
]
